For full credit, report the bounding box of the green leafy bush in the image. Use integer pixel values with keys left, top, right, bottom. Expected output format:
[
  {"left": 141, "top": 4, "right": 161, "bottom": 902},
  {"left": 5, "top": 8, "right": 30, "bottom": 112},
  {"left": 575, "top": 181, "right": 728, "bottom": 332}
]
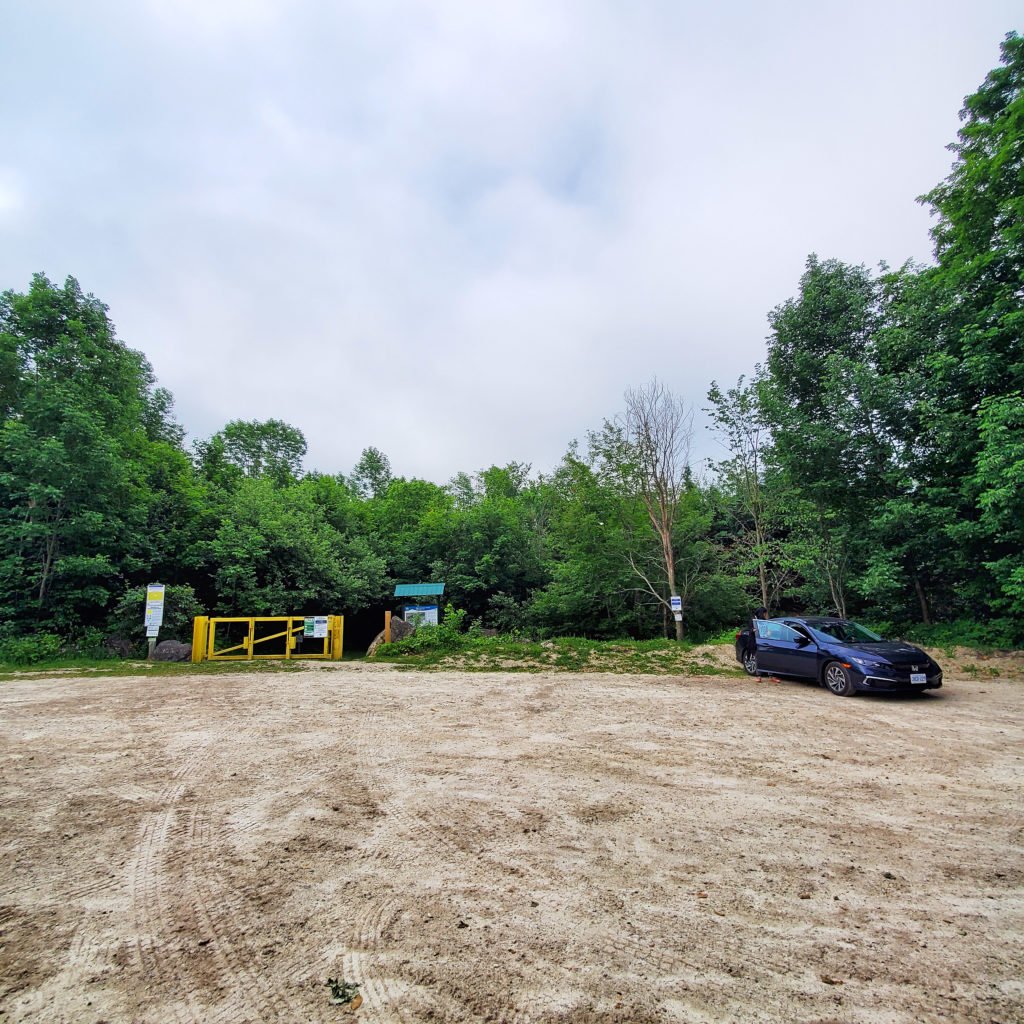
[
  {"left": 105, "top": 584, "right": 204, "bottom": 656},
  {"left": 66, "top": 628, "right": 110, "bottom": 659},
  {"left": 894, "top": 618, "right": 1022, "bottom": 651},
  {"left": 0, "top": 634, "right": 63, "bottom": 666},
  {"left": 382, "top": 605, "right": 469, "bottom": 654},
  {"left": 700, "top": 626, "right": 745, "bottom": 645}
]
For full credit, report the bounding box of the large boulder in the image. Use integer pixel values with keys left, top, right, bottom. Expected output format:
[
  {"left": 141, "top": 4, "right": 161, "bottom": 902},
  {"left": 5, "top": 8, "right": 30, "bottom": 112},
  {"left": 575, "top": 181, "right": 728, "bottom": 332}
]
[
  {"left": 152, "top": 639, "right": 192, "bottom": 662},
  {"left": 366, "top": 616, "right": 416, "bottom": 657},
  {"left": 105, "top": 634, "right": 135, "bottom": 657}
]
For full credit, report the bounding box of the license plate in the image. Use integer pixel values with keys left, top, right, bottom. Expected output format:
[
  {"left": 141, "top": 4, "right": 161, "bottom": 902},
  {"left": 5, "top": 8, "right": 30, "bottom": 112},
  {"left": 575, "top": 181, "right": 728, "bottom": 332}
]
[{"left": 910, "top": 673, "right": 927, "bottom": 685}]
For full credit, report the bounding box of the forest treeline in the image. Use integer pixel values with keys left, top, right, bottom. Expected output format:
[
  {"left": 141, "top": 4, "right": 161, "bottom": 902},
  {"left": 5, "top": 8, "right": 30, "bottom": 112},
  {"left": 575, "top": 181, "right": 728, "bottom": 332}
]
[{"left": 1, "top": 34, "right": 1021, "bottom": 653}]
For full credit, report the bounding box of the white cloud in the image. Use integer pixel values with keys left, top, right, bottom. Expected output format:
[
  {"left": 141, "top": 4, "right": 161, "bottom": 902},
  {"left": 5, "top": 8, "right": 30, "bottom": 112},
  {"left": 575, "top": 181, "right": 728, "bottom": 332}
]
[
  {"left": 0, "top": 171, "right": 26, "bottom": 224},
  {"left": 0, "top": 0, "right": 1019, "bottom": 480},
  {"left": 142, "top": 0, "right": 284, "bottom": 38}
]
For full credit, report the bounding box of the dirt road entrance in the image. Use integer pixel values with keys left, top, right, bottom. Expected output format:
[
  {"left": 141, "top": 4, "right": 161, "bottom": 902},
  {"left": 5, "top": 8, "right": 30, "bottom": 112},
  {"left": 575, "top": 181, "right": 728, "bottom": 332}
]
[{"left": 1, "top": 666, "right": 1021, "bottom": 1022}]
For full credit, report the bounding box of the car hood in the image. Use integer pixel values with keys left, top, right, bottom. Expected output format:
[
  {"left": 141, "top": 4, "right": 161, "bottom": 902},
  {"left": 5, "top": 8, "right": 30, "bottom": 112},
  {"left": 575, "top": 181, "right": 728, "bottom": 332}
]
[{"left": 833, "top": 641, "right": 931, "bottom": 665}]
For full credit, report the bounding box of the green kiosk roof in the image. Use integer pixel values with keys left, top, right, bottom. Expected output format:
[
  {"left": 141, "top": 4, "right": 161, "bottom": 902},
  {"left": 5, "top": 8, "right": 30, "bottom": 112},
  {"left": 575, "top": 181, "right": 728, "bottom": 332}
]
[{"left": 394, "top": 583, "right": 446, "bottom": 597}]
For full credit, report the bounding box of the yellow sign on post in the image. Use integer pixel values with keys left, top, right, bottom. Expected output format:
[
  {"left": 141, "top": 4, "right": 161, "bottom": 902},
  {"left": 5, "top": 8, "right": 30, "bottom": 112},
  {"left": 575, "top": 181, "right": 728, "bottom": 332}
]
[{"left": 144, "top": 584, "right": 165, "bottom": 637}]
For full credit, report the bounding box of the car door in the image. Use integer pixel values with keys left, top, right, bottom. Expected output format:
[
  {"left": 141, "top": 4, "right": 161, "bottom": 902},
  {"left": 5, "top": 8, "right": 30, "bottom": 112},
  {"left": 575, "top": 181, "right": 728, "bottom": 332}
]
[
  {"left": 754, "top": 620, "right": 817, "bottom": 679},
  {"left": 777, "top": 621, "right": 820, "bottom": 680}
]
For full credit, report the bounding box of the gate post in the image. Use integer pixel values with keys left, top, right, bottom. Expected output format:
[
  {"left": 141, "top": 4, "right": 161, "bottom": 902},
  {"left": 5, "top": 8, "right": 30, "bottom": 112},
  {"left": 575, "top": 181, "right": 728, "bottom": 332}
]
[
  {"left": 330, "top": 616, "right": 344, "bottom": 660},
  {"left": 191, "top": 617, "right": 208, "bottom": 663}
]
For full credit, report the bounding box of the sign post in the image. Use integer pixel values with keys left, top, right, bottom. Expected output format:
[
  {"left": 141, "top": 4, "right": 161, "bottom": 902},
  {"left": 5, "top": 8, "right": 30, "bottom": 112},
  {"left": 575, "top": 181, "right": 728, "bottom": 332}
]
[
  {"left": 144, "top": 584, "right": 166, "bottom": 660},
  {"left": 670, "top": 594, "right": 683, "bottom": 624}
]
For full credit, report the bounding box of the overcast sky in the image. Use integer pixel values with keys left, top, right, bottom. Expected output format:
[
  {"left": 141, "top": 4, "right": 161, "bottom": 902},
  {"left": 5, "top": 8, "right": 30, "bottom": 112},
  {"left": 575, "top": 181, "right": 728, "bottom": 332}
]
[{"left": 1, "top": 2, "right": 1019, "bottom": 483}]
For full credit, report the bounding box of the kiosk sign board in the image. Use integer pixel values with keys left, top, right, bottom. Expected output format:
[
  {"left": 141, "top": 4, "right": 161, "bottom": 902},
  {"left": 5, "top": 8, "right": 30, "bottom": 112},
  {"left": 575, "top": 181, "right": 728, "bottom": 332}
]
[
  {"left": 304, "top": 616, "right": 329, "bottom": 638},
  {"left": 404, "top": 605, "right": 439, "bottom": 628},
  {"left": 144, "top": 584, "right": 165, "bottom": 638}
]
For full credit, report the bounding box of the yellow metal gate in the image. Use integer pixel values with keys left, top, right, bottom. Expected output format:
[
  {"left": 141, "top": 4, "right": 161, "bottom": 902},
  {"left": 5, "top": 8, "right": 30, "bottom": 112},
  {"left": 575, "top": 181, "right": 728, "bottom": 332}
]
[{"left": 191, "top": 615, "right": 344, "bottom": 662}]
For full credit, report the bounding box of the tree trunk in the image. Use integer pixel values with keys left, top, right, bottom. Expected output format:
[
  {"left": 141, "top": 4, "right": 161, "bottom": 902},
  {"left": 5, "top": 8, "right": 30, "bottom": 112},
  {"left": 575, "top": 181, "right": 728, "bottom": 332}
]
[
  {"left": 664, "top": 542, "right": 683, "bottom": 642},
  {"left": 38, "top": 530, "right": 60, "bottom": 607},
  {"left": 829, "top": 575, "right": 846, "bottom": 619},
  {"left": 753, "top": 522, "right": 769, "bottom": 610},
  {"left": 913, "top": 576, "right": 931, "bottom": 625}
]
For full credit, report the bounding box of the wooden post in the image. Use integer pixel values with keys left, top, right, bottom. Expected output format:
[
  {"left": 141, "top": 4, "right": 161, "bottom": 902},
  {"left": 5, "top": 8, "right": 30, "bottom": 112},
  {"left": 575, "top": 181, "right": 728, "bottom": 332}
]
[{"left": 384, "top": 610, "right": 391, "bottom": 645}]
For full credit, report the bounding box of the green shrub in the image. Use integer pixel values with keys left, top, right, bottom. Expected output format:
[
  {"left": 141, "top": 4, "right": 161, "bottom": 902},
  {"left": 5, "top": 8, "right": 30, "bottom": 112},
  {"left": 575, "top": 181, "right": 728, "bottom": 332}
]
[
  {"left": 383, "top": 604, "right": 469, "bottom": 655},
  {"left": 105, "top": 584, "right": 204, "bottom": 655},
  {"left": 863, "top": 618, "right": 1022, "bottom": 650},
  {"left": 897, "top": 618, "right": 1022, "bottom": 650},
  {"left": 66, "top": 628, "right": 110, "bottom": 659},
  {"left": 700, "top": 626, "right": 745, "bottom": 645},
  {"left": 0, "top": 634, "right": 63, "bottom": 666}
]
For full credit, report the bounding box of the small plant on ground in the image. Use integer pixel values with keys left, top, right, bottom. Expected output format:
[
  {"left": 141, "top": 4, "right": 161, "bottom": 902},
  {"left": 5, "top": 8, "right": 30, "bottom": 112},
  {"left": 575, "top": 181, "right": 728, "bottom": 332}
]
[{"left": 325, "top": 977, "right": 361, "bottom": 1007}]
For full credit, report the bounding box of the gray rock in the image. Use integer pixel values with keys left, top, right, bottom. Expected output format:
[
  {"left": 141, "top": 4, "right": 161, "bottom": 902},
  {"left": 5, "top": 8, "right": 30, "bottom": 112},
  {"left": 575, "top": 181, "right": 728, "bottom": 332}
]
[
  {"left": 152, "top": 640, "right": 192, "bottom": 662},
  {"left": 366, "top": 616, "right": 416, "bottom": 657}
]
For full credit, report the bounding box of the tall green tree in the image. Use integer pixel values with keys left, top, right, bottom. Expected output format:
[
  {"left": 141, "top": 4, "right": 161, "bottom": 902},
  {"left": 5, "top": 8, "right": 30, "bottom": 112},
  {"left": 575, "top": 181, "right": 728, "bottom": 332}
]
[
  {"left": 431, "top": 463, "right": 548, "bottom": 623},
  {"left": 916, "top": 31, "right": 1024, "bottom": 620},
  {"left": 196, "top": 419, "right": 307, "bottom": 487},
  {"left": 706, "top": 374, "right": 795, "bottom": 613},
  {"left": 207, "top": 478, "right": 386, "bottom": 615},
  {"left": 351, "top": 446, "right": 393, "bottom": 499},
  {"left": 0, "top": 274, "right": 183, "bottom": 634},
  {"left": 528, "top": 449, "right": 635, "bottom": 637}
]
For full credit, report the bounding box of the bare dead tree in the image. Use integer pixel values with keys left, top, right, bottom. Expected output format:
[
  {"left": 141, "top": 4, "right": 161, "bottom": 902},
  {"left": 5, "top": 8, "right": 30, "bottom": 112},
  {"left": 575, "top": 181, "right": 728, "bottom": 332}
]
[{"left": 621, "top": 379, "right": 695, "bottom": 641}]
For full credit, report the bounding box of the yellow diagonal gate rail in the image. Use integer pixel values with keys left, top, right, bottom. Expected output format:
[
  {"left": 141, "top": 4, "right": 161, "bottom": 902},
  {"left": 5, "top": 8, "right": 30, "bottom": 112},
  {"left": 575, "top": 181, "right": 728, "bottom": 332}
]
[{"left": 191, "top": 615, "right": 344, "bottom": 663}]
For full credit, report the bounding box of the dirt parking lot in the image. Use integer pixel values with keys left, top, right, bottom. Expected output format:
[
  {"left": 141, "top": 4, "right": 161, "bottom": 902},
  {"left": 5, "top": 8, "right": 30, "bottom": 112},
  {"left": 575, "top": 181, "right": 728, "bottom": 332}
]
[{"left": 1, "top": 664, "right": 1022, "bottom": 1024}]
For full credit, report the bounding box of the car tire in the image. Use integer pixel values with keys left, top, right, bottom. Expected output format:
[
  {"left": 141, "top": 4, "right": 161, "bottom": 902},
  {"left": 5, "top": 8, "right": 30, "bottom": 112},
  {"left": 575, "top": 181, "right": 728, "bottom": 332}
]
[
  {"left": 823, "top": 661, "right": 856, "bottom": 697},
  {"left": 742, "top": 648, "right": 758, "bottom": 676}
]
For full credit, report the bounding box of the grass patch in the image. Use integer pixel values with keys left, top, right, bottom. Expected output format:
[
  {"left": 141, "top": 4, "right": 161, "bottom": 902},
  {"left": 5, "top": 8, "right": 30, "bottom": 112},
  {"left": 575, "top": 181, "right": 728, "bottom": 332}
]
[
  {"left": 0, "top": 658, "right": 305, "bottom": 682},
  {"left": 373, "top": 632, "right": 744, "bottom": 676}
]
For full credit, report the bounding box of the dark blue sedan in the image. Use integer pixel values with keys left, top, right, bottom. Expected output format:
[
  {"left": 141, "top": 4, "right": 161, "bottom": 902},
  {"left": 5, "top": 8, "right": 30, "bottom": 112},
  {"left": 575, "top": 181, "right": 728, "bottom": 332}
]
[{"left": 735, "top": 616, "right": 943, "bottom": 697}]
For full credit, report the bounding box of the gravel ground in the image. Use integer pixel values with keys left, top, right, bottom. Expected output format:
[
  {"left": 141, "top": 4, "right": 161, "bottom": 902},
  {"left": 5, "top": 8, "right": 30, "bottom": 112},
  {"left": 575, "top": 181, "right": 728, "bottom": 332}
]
[{"left": 1, "top": 664, "right": 1022, "bottom": 1023}]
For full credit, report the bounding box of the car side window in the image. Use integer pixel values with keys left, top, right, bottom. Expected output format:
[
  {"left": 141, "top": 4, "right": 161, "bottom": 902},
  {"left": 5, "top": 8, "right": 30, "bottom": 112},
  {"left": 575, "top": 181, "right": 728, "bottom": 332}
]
[
  {"left": 755, "top": 620, "right": 801, "bottom": 642},
  {"left": 785, "top": 622, "right": 813, "bottom": 642}
]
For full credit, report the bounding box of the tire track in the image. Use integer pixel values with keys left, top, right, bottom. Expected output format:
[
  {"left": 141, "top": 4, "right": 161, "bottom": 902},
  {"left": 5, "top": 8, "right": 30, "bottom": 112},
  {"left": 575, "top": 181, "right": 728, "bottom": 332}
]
[
  {"left": 341, "top": 898, "right": 415, "bottom": 1023},
  {"left": 123, "top": 731, "right": 226, "bottom": 1023},
  {"left": 172, "top": 704, "right": 371, "bottom": 1023},
  {"left": 181, "top": 808, "right": 305, "bottom": 1023},
  {"left": 344, "top": 710, "right": 466, "bottom": 1022},
  {"left": 353, "top": 709, "right": 464, "bottom": 866},
  {"left": 126, "top": 800, "right": 197, "bottom": 1023},
  {"left": 354, "top": 703, "right": 579, "bottom": 1024}
]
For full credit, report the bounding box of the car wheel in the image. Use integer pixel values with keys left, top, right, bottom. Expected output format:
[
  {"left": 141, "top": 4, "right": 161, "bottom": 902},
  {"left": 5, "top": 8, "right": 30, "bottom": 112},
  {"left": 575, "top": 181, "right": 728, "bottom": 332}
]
[
  {"left": 742, "top": 648, "right": 758, "bottom": 676},
  {"left": 823, "top": 661, "right": 856, "bottom": 697}
]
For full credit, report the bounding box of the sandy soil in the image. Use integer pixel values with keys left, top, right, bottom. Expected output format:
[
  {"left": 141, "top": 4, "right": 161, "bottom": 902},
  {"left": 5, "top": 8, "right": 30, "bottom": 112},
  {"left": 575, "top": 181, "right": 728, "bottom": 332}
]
[{"left": 1, "top": 664, "right": 1022, "bottom": 1024}]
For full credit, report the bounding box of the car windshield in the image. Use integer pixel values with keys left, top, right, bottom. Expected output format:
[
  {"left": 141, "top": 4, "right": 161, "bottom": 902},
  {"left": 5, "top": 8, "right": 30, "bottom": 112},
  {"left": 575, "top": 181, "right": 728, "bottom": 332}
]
[{"left": 810, "top": 620, "right": 883, "bottom": 644}]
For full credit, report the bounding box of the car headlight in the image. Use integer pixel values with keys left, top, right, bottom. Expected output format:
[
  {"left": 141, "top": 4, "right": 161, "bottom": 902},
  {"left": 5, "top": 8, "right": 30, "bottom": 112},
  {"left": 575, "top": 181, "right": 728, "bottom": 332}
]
[{"left": 849, "top": 656, "right": 886, "bottom": 669}]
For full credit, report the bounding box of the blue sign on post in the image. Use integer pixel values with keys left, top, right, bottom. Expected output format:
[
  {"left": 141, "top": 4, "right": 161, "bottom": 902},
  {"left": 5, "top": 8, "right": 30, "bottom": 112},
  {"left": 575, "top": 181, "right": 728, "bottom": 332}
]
[
  {"left": 670, "top": 595, "right": 682, "bottom": 612},
  {"left": 405, "top": 605, "right": 439, "bottom": 627}
]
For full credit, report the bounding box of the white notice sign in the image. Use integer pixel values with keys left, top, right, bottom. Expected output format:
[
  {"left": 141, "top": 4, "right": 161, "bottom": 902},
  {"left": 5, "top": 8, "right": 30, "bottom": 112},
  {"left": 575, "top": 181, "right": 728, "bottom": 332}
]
[
  {"left": 304, "top": 616, "right": 329, "bottom": 638},
  {"left": 405, "top": 605, "right": 439, "bottom": 627},
  {"left": 670, "top": 595, "right": 682, "bottom": 612},
  {"left": 144, "top": 584, "right": 165, "bottom": 637}
]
